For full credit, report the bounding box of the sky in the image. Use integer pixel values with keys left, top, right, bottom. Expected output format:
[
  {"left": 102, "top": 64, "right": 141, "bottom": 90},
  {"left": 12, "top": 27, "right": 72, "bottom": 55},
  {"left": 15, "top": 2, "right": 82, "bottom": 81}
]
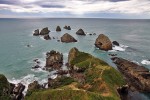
[{"left": 0, "top": 0, "right": 150, "bottom": 18}]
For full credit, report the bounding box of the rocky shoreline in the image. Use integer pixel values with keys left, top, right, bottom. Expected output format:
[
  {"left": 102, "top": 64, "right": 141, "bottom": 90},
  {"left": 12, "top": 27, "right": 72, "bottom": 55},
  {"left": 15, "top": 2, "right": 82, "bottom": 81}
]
[{"left": 0, "top": 25, "right": 150, "bottom": 100}]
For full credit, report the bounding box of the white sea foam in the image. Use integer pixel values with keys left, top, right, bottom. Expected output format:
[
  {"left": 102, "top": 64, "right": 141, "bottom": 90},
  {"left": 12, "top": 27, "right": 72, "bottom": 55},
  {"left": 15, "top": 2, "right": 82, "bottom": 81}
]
[
  {"left": 141, "top": 60, "right": 150, "bottom": 65},
  {"left": 8, "top": 74, "right": 38, "bottom": 95},
  {"left": 111, "top": 44, "right": 128, "bottom": 52}
]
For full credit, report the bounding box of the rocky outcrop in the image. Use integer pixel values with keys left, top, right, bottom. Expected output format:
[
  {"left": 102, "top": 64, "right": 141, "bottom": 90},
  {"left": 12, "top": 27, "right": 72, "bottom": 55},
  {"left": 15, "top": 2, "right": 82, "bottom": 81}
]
[
  {"left": 13, "top": 83, "right": 25, "bottom": 100},
  {"left": 64, "top": 26, "right": 71, "bottom": 30},
  {"left": 61, "top": 33, "right": 77, "bottom": 43},
  {"left": 56, "top": 26, "right": 61, "bottom": 32},
  {"left": 76, "top": 29, "right": 86, "bottom": 35},
  {"left": 95, "top": 34, "right": 112, "bottom": 51},
  {"left": 0, "top": 74, "right": 25, "bottom": 100},
  {"left": 43, "top": 35, "right": 51, "bottom": 40},
  {"left": 45, "top": 50, "right": 63, "bottom": 70},
  {"left": 112, "top": 41, "right": 119, "bottom": 46},
  {"left": 112, "top": 57, "right": 150, "bottom": 92},
  {"left": 68, "top": 47, "right": 79, "bottom": 66},
  {"left": 28, "top": 81, "right": 41, "bottom": 91},
  {"left": 40, "top": 27, "right": 50, "bottom": 35},
  {"left": 33, "top": 29, "right": 40, "bottom": 36}
]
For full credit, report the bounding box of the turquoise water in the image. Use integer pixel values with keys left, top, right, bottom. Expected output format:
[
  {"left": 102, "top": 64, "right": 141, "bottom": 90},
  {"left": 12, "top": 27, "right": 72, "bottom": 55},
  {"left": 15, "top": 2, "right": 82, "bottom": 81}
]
[{"left": 0, "top": 18, "right": 150, "bottom": 99}]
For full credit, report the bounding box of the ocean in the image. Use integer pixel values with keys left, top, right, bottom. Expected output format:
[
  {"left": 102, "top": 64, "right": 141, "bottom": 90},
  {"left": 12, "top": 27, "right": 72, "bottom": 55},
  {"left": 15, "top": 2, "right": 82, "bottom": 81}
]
[{"left": 0, "top": 18, "right": 150, "bottom": 99}]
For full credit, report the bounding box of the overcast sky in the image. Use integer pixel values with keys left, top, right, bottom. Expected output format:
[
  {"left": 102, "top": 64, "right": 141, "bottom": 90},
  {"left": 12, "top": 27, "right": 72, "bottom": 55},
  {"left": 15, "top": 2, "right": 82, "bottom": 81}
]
[{"left": 0, "top": 0, "right": 150, "bottom": 18}]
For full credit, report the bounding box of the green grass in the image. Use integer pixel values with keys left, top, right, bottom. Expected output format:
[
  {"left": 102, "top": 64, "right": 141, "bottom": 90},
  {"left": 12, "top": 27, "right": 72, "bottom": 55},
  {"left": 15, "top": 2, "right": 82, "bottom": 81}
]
[{"left": 25, "top": 49, "right": 126, "bottom": 100}]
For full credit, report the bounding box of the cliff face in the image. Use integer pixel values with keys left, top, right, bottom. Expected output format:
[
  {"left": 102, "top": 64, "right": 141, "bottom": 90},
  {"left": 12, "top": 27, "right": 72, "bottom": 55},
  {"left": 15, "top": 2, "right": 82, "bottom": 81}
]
[
  {"left": 112, "top": 57, "right": 150, "bottom": 92},
  {"left": 26, "top": 48, "right": 125, "bottom": 100}
]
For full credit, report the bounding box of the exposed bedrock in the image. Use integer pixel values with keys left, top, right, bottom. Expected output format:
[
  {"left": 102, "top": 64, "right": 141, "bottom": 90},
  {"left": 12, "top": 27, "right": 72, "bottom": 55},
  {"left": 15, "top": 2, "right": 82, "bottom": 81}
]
[
  {"left": 45, "top": 50, "right": 63, "bottom": 70},
  {"left": 56, "top": 26, "right": 61, "bottom": 32},
  {"left": 112, "top": 57, "right": 150, "bottom": 92},
  {"left": 33, "top": 29, "right": 40, "bottom": 36},
  {"left": 95, "top": 34, "right": 112, "bottom": 51},
  {"left": 76, "top": 29, "right": 86, "bottom": 35},
  {"left": 40, "top": 27, "right": 50, "bottom": 35},
  {"left": 61, "top": 33, "right": 77, "bottom": 43}
]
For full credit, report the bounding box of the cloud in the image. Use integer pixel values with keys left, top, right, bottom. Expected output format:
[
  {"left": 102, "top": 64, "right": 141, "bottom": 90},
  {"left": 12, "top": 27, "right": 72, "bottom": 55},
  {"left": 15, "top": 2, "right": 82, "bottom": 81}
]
[{"left": 0, "top": 0, "right": 150, "bottom": 18}]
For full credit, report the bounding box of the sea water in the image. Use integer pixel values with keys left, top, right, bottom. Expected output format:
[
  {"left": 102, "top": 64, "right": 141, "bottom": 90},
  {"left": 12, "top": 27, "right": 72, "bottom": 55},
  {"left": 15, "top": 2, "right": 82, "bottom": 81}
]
[{"left": 0, "top": 18, "right": 150, "bottom": 99}]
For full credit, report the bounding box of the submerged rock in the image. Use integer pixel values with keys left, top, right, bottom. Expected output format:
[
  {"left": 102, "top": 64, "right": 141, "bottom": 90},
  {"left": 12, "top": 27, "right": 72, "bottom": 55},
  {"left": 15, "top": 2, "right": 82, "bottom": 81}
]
[
  {"left": 61, "top": 33, "right": 77, "bottom": 43},
  {"left": 76, "top": 29, "right": 86, "bottom": 35},
  {"left": 33, "top": 29, "right": 40, "bottom": 36},
  {"left": 45, "top": 50, "right": 63, "bottom": 70},
  {"left": 56, "top": 26, "right": 61, "bottom": 32},
  {"left": 112, "top": 41, "right": 120, "bottom": 46},
  {"left": 43, "top": 35, "right": 51, "bottom": 40},
  {"left": 112, "top": 57, "right": 150, "bottom": 92},
  {"left": 40, "top": 27, "right": 50, "bottom": 35},
  {"left": 95, "top": 34, "right": 112, "bottom": 51}
]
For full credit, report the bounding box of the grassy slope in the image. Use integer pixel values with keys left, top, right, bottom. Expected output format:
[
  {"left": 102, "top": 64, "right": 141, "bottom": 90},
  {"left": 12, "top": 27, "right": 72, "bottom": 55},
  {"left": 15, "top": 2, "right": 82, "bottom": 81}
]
[{"left": 25, "top": 51, "right": 125, "bottom": 100}]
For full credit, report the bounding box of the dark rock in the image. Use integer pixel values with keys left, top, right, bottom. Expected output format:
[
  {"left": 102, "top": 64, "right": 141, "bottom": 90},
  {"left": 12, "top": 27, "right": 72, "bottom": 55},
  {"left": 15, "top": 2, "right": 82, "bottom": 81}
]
[
  {"left": 64, "top": 25, "right": 68, "bottom": 29},
  {"left": 56, "top": 70, "right": 69, "bottom": 75},
  {"left": 108, "top": 54, "right": 117, "bottom": 56},
  {"left": 13, "top": 83, "right": 25, "bottom": 100},
  {"left": 112, "top": 41, "right": 120, "bottom": 46},
  {"left": 76, "top": 29, "right": 86, "bottom": 35},
  {"left": 67, "top": 26, "right": 71, "bottom": 30},
  {"left": 45, "top": 50, "right": 63, "bottom": 70},
  {"left": 33, "top": 29, "right": 39, "bottom": 36},
  {"left": 27, "top": 44, "right": 31, "bottom": 47},
  {"left": 112, "top": 57, "right": 150, "bottom": 92},
  {"left": 53, "top": 37, "right": 55, "bottom": 39},
  {"left": 56, "top": 26, "right": 61, "bottom": 32},
  {"left": 32, "top": 65, "right": 41, "bottom": 69},
  {"left": 89, "top": 33, "right": 92, "bottom": 35},
  {"left": 95, "top": 34, "right": 112, "bottom": 51},
  {"left": 57, "top": 40, "right": 60, "bottom": 42},
  {"left": 64, "top": 25, "right": 71, "bottom": 30},
  {"left": 40, "top": 27, "right": 50, "bottom": 35},
  {"left": 117, "top": 85, "right": 129, "bottom": 100},
  {"left": 43, "top": 35, "right": 51, "bottom": 40},
  {"left": 28, "top": 81, "right": 41, "bottom": 91},
  {"left": 10, "top": 83, "right": 15, "bottom": 94},
  {"left": 61, "top": 33, "right": 77, "bottom": 43}
]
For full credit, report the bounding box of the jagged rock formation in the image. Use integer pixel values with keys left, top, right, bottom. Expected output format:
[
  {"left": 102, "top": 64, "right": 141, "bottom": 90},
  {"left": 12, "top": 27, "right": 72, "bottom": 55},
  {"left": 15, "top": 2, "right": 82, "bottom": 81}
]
[
  {"left": 95, "top": 34, "right": 112, "bottom": 51},
  {"left": 28, "top": 81, "right": 41, "bottom": 91},
  {"left": 0, "top": 74, "right": 25, "bottom": 100},
  {"left": 61, "top": 33, "right": 77, "bottom": 43},
  {"left": 45, "top": 50, "right": 63, "bottom": 70},
  {"left": 56, "top": 26, "right": 61, "bottom": 32},
  {"left": 76, "top": 29, "right": 86, "bottom": 35},
  {"left": 33, "top": 29, "right": 39, "bottom": 36},
  {"left": 112, "top": 57, "right": 150, "bottom": 92},
  {"left": 40, "top": 27, "right": 50, "bottom": 35}
]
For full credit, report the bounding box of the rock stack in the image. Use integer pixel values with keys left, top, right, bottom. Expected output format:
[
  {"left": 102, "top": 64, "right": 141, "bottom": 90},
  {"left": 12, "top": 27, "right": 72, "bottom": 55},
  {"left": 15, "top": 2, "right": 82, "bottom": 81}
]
[
  {"left": 61, "top": 33, "right": 77, "bottom": 43},
  {"left": 95, "top": 34, "right": 112, "bottom": 51}
]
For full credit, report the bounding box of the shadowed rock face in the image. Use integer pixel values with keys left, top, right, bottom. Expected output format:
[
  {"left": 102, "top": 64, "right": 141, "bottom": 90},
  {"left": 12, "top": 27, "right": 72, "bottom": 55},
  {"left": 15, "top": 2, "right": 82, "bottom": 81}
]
[
  {"left": 56, "top": 26, "right": 61, "bottom": 32},
  {"left": 95, "top": 34, "right": 112, "bottom": 51},
  {"left": 43, "top": 35, "right": 51, "bottom": 40},
  {"left": 40, "top": 27, "right": 50, "bottom": 35},
  {"left": 61, "top": 33, "right": 77, "bottom": 43},
  {"left": 28, "top": 81, "right": 41, "bottom": 91},
  {"left": 112, "top": 41, "right": 119, "bottom": 46},
  {"left": 33, "top": 29, "right": 40, "bottom": 36},
  {"left": 112, "top": 57, "right": 150, "bottom": 92},
  {"left": 45, "top": 50, "right": 63, "bottom": 70},
  {"left": 76, "top": 29, "right": 86, "bottom": 35}
]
